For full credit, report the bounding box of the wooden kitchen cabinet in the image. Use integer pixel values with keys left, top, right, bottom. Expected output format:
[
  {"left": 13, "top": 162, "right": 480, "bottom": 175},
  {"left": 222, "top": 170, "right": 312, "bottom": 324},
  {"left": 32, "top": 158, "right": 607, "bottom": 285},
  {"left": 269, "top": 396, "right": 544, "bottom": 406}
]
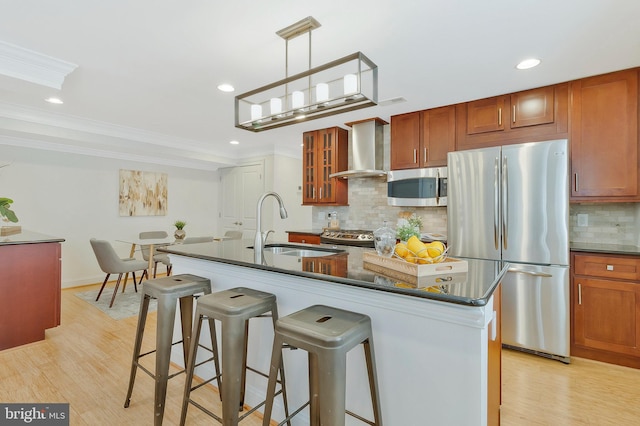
[
  {"left": 571, "top": 252, "right": 640, "bottom": 368},
  {"left": 456, "top": 84, "right": 568, "bottom": 150},
  {"left": 287, "top": 232, "right": 321, "bottom": 245},
  {"left": 570, "top": 69, "right": 639, "bottom": 201},
  {"left": 302, "top": 127, "right": 348, "bottom": 205},
  {"left": 0, "top": 241, "right": 62, "bottom": 350},
  {"left": 302, "top": 253, "right": 348, "bottom": 277},
  {"left": 390, "top": 106, "right": 455, "bottom": 170},
  {"left": 487, "top": 284, "right": 502, "bottom": 426}
]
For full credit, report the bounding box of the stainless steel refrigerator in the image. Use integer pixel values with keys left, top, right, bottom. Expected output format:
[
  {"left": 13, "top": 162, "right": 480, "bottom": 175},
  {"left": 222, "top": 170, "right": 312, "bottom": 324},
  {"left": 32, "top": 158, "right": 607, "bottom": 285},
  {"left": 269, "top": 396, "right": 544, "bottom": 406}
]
[{"left": 447, "top": 139, "right": 570, "bottom": 363}]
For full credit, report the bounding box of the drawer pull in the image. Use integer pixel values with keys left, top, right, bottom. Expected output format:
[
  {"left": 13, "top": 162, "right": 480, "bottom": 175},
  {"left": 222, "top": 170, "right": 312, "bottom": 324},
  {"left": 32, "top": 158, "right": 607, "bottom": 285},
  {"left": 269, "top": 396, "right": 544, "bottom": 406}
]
[
  {"left": 578, "top": 283, "right": 582, "bottom": 305},
  {"left": 606, "top": 264, "right": 614, "bottom": 271}
]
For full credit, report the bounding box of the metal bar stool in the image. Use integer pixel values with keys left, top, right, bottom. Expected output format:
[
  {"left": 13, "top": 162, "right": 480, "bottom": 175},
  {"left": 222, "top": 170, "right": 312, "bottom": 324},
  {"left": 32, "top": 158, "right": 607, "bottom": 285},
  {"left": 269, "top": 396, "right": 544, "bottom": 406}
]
[
  {"left": 124, "top": 274, "right": 214, "bottom": 426},
  {"left": 180, "top": 287, "right": 290, "bottom": 426},
  {"left": 263, "top": 305, "right": 383, "bottom": 426}
]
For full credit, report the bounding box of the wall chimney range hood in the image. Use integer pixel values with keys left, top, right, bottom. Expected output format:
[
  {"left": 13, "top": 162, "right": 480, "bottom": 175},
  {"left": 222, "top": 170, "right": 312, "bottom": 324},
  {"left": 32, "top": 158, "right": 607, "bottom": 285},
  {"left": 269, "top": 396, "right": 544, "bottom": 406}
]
[{"left": 330, "top": 117, "right": 388, "bottom": 179}]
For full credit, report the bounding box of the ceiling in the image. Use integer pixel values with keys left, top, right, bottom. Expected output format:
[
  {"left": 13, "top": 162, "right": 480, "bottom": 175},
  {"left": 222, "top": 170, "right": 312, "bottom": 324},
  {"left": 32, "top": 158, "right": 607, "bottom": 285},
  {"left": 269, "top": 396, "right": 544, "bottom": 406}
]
[{"left": 1, "top": 0, "right": 639, "bottom": 170}]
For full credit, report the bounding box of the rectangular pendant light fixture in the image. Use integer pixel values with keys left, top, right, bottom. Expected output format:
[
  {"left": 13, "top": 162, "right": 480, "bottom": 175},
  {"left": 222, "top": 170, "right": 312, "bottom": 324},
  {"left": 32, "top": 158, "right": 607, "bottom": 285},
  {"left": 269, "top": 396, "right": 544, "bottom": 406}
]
[{"left": 234, "top": 17, "right": 378, "bottom": 132}]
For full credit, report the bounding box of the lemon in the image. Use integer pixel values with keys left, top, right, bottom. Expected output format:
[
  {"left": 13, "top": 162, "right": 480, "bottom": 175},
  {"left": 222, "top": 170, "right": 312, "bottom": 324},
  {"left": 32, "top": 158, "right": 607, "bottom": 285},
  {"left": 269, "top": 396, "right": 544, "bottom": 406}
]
[
  {"left": 426, "top": 241, "right": 446, "bottom": 258},
  {"left": 394, "top": 243, "right": 409, "bottom": 258},
  {"left": 406, "top": 236, "right": 426, "bottom": 256}
]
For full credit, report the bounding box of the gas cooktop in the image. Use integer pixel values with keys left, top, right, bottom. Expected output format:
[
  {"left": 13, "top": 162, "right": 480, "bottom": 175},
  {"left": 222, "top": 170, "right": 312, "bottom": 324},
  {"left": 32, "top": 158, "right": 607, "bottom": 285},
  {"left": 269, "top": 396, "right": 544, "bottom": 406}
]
[{"left": 320, "top": 229, "right": 375, "bottom": 247}]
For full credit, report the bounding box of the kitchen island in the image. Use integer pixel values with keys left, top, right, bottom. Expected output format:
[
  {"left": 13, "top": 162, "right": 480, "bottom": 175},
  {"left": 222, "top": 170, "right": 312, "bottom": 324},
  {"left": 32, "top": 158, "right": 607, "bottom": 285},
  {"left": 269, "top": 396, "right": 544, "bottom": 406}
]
[
  {"left": 160, "top": 239, "right": 506, "bottom": 425},
  {"left": 0, "top": 230, "right": 64, "bottom": 350}
]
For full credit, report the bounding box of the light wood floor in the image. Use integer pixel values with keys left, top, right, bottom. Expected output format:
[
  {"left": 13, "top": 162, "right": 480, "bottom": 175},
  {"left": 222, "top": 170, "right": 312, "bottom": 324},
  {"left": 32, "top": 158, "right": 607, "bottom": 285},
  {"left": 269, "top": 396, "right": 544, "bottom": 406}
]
[{"left": 1, "top": 285, "right": 640, "bottom": 425}]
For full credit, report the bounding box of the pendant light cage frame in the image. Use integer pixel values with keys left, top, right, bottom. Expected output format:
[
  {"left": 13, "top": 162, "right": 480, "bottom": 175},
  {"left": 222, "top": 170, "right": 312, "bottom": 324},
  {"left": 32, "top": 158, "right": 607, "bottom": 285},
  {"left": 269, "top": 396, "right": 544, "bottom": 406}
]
[{"left": 235, "top": 17, "right": 378, "bottom": 132}]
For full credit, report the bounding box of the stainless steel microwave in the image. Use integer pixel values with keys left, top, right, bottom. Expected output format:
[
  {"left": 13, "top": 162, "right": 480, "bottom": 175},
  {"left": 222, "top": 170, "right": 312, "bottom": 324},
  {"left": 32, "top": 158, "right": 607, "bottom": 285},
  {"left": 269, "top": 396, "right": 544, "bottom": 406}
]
[{"left": 387, "top": 167, "right": 447, "bottom": 206}]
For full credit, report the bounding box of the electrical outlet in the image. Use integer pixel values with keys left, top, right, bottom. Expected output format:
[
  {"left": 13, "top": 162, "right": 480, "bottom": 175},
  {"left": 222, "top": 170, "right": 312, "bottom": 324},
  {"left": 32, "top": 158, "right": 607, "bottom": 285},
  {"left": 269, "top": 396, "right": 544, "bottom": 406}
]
[{"left": 577, "top": 214, "right": 588, "bottom": 227}]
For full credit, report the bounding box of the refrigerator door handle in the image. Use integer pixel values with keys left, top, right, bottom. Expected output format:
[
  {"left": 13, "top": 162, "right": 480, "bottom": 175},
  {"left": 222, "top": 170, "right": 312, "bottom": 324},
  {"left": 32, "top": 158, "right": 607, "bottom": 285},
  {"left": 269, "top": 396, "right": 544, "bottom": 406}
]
[
  {"left": 508, "top": 267, "right": 553, "bottom": 278},
  {"left": 502, "top": 156, "right": 508, "bottom": 249},
  {"left": 494, "top": 157, "right": 500, "bottom": 250}
]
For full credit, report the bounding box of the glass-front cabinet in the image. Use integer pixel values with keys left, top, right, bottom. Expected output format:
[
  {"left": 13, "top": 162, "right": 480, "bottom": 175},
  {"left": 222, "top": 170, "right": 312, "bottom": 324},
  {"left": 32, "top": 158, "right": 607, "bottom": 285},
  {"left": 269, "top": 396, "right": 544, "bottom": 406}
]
[{"left": 302, "top": 126, "right": 348, "bottom": 205}]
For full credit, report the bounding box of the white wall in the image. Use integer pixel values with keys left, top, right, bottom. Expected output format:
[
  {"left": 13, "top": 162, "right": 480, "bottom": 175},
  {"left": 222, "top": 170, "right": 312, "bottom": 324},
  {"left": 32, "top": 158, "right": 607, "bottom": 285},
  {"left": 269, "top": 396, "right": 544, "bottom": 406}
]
[{"left": 0, "top": 144, "right": 219, "bottom": 288}]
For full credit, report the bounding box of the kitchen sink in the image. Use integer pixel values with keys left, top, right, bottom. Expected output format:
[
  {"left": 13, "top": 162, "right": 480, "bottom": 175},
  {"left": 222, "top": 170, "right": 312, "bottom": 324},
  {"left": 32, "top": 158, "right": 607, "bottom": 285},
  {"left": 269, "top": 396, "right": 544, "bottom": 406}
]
[{"left": 247, "top": 243, "right": 345, "bottom": 257}]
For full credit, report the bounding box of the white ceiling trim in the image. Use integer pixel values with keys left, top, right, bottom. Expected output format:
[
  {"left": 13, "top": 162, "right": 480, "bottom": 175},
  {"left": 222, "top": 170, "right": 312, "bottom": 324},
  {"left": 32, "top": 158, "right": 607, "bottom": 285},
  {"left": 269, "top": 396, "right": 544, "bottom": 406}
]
[
  {"left": 0, "top": 41, "right": 78, "bottom": 90},
  {"left": 0, "top": 133, "right": 223, "bottom": 171},
  {"left": 0, "top": 100, "right": 238, "bottom": 167}
]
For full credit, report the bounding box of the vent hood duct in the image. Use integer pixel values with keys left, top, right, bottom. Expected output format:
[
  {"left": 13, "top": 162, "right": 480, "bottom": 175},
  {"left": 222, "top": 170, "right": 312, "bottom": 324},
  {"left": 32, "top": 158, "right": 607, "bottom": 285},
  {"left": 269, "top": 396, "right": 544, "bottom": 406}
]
[{"left": 330, "top": 117, "right": 388, "bottom": 179}]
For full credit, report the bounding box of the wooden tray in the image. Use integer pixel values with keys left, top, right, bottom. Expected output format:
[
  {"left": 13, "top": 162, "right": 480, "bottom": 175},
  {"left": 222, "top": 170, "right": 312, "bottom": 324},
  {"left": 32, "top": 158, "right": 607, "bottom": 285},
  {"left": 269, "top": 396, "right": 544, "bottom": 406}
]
[
  {"left": 363, "top": 251, "right": 468, "bottom": 286},
  {"left": 0, "top": 225, "right": 21, "bottom": 236}
]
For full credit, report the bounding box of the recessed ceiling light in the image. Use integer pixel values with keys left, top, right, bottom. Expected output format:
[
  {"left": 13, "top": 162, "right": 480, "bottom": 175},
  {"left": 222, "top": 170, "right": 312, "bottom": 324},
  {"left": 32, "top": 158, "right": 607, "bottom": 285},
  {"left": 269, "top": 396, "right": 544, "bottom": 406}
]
[
  {"left": 516, "top": 58, "right": 541, "bottom": 70},
  {"left": 45, "top": 97, "right": 63, "bottom": 104},
  {"left": 218, "top": 84, "right": 235, "bottom": 92},
  {"left": 230, "top": 140, "right": 239, "bottom": 145}
]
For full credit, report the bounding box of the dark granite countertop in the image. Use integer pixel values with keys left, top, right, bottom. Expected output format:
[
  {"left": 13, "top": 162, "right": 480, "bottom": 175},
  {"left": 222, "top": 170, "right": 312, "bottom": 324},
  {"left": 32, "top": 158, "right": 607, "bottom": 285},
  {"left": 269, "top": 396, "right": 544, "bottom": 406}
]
[
  {"left": 0, "top": 229, "right": 65, "bottom": 245},
  {"left": 570, "top": 242, "right": 640, "bottom": 256},
  {"left": 160, "top": 239, "right": 507, "bottom": 307}
]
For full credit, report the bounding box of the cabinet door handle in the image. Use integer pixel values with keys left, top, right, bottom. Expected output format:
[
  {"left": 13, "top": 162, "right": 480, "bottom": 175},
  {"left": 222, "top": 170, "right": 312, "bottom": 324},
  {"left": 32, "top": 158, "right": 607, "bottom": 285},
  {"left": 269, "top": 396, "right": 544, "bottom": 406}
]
[
  {"left": 498, "top": 107, "right": 502, "bottom": 126},
  {"left": 578, "top": 283, "right": 582, "bottom": 305},
  {"left": 312, "top": 187, "right": 316, "bottom": 199},
  {"left": 490, "top": 310, "right": 497, "bottom": 341},
  {"left": 413, "top": 149, "right": 417, "bottom": 164},
  {"left": 319, "top": 187, "right": 323, "bottom": 199},
  {"left": 423, "top": 148, "right": 428, "bottom": 164},
  {"left": 512, "top": 105, "right": 516, "bottom": 123},
  {"left": 574, "top": 173, "right": 579, "bottom": 192}
]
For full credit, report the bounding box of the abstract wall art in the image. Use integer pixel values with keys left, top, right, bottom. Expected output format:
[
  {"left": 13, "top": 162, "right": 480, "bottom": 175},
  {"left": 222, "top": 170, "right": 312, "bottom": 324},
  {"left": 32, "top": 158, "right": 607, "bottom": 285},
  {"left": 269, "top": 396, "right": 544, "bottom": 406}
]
[{"left": 119, "top": 169, "right": 168, "bottom": 216}]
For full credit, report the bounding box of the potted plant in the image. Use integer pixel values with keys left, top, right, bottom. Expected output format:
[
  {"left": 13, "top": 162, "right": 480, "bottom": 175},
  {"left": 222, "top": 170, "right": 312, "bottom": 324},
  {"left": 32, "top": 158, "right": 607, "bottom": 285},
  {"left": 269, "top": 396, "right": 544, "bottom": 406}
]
[
  {"left": 174, "top": 220, "right": 187, "bottom": 241},
  {"left": 396, "top": 214, "right": 422, "bottom": 242},
  {"left": 0, "top": 197, "right": 18, "bottom": 223}
]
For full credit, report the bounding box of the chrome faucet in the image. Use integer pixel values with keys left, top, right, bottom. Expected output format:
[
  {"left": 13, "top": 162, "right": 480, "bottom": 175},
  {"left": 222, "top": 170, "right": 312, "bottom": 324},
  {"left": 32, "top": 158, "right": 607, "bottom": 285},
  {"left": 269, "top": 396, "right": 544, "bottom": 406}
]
[{"left": 254, "top": 192, "right": 288, "bottom": 262}]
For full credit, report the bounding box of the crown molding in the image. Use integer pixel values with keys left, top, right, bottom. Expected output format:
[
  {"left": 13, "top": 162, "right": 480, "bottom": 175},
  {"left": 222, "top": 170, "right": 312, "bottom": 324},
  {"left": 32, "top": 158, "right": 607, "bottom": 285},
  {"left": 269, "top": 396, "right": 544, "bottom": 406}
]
[
  {"left": 0, "top": 101, "right": 241, "bottom": 170},
  {"left": 0, "top": 41, "right": 78, "bottom": 89}
]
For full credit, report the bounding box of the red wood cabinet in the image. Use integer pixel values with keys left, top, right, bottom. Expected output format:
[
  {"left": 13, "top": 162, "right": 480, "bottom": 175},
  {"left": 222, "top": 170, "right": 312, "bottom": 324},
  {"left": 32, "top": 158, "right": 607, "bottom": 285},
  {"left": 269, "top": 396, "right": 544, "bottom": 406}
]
[
  {"left": 571, "top": 252, "right": 640, "bottom": 368},
  {"left": 302, "top": 127, "right": 348, "bottom": 205},
  {"left": 570, "top": 69, "right": 639, "bottom": 201},
  {"left": 0, "top": 242, "right": 62, "bottom": 350},
  {"left": 390, "top": 106, "right": 455, "bottom": 170},
  {"left": 288, "top": 232, "right": 321, "bottom": 245},
  {"left": 456, "top": 84, "right": 568, "bottom": 150},
  {"left": 487, "top": 284, "right": 502, "bottom": 426}
]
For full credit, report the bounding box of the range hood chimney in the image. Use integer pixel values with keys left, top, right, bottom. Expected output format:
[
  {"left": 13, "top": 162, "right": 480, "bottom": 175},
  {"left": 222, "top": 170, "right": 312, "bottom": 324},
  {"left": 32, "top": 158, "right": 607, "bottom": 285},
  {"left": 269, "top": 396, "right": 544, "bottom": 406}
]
[{"left": 330, "top": 117, "right": 388, "bottom": 179}]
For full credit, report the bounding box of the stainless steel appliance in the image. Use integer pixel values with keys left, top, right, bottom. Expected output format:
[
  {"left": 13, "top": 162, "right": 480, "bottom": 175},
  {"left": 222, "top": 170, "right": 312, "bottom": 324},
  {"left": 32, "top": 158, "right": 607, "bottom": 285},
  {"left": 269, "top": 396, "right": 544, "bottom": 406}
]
[
  {"left": 447, "top": 139, "right": 570, "bottom": 363},
  {"left": 387, "top": 167, "right": 447, "bottom": 206},
  {"left": 320, "top": 229, "right": 375, "bottom": 247}
]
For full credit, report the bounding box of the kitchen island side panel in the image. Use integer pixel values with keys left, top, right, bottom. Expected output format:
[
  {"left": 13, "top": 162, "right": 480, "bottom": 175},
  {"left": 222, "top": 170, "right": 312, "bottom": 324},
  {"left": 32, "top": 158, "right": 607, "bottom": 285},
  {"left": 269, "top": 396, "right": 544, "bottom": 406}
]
[
  {"left": 169, "top": 255, "right": 495, "bottom": 426},
  {"left": 0, "top": 242, "right": 62, "bottom": 350}
]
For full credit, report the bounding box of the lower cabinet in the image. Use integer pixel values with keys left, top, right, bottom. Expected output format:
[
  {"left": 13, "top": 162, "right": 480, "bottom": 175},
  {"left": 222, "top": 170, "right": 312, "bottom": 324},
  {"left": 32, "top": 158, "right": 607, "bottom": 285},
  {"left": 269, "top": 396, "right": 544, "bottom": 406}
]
[
  {"left": 287, "top": 232, "right": 321, "bottom": 245},
  {"left": 571, "top": 252, "right": 640, "bottom": 368},
  {"left": 302, "top": 253, "right": 348, "bottom": 278},
  {"left": 0, "top": 242, "right": 62, "bottom": 350},
  {"left": 487, "top": 284, "right": 501, "bottom": 426}
]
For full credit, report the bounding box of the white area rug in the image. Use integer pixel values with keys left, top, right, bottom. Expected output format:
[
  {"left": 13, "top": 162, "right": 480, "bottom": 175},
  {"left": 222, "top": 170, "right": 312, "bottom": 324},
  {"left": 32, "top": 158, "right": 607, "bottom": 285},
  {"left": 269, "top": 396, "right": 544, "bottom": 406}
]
[{"left": 75, "top": 286, "right": 157, "bottom": 320}]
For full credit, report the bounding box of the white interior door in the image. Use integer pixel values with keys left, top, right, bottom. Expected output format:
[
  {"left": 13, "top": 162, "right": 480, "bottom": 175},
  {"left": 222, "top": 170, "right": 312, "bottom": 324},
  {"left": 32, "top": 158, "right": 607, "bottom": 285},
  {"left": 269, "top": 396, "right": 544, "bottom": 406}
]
[{"left": 219, "top": 163, "right": 263, "bottom": 238}]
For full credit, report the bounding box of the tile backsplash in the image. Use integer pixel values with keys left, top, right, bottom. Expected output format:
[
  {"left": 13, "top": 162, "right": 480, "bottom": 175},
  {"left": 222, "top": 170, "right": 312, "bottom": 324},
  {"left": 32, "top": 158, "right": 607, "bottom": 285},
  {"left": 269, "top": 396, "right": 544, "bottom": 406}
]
[
  {"left": 312, "top": 177, "right": 446, "bottom": 235},
  {"left": 313, "top": 179, "right": 640, "bottom": 247},
  {"left": 569, "top": 202, "right": 640, "bottom": 246}
]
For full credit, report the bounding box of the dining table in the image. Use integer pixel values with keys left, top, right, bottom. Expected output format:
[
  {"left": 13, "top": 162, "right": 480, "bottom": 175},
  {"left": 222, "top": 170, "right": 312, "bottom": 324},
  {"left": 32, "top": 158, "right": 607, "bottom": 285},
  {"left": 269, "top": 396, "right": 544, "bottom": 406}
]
[{"left": 116, "top": 236, "right": 176, "bottom": 290}]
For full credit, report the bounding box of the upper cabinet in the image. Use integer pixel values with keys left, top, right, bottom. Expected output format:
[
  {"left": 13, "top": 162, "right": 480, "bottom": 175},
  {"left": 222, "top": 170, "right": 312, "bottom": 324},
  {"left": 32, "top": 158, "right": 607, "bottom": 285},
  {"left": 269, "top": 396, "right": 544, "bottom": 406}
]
[
  {"left": 302, "top": 127, "right": 349, "bottom": 206},
  {"left": 456, "top": 84, "right": 569, "bottom": 150},
  {"left": 570, "top": 69, "right": 639, "bottom": 202},
  {"left": 390, "top": 105, "right": 455, "bottom": 170}
]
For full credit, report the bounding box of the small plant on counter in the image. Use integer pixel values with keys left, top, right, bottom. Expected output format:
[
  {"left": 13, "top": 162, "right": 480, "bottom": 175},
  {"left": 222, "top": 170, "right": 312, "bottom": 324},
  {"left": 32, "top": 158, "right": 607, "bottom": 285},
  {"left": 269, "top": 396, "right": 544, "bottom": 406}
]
[
  {"left": 174, "top": 220, "right": 187, "bottom": 230},
  {"left": 0, "top": 197, "right": 18, "bottom": 223},
  {"left": 396, "top": 214, "right": 422, "bottom": 242}
]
